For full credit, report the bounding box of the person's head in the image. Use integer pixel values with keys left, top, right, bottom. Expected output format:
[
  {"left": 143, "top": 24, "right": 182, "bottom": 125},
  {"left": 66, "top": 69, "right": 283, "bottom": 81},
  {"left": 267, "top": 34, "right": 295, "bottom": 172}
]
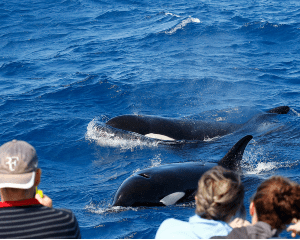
[
  {"left": 0, "top": 140, "right": 41, "bottom": 201},
  {"left": 250, "top": 176, "right": 300, "bottom": 230},
  {"left": 195, "top": 165, "right": 245, "bottom": 223}
]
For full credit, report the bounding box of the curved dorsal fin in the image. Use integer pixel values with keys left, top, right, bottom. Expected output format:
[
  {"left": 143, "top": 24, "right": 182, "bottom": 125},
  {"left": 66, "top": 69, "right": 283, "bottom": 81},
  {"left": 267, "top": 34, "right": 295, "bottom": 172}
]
[
  {"left": 218, "top": 135, "right": 253, "bottom": 171},
  {"left": 267, "top": 106, "right": 290, "bottom": 114}
]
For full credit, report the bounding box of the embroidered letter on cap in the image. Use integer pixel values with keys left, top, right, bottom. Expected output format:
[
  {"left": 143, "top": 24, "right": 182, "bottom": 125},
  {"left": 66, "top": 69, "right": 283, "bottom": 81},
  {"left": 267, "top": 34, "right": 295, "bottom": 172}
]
[{"left": 6, "top": 157, "right": 19, "bottom": 171}]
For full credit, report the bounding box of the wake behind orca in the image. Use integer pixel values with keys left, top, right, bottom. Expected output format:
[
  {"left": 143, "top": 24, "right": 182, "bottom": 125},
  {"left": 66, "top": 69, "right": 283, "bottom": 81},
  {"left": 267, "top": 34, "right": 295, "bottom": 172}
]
[
  {"left": 106, "top": 106, "right": 289, "bottom": 142},
  {"left": 112, "top": 135, "right": 253, "bottom": 207}
]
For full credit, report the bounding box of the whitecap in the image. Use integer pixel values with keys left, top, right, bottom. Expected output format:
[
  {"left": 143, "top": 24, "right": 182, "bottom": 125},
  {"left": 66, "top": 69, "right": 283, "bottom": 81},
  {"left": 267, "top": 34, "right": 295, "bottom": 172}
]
[
  {"left": 291, "top": 108, "right": 300, "bottom": 117},
  {"left": 165, "top": 17, "right": 200, "bottom": 34},
  {"left": 165, "top": 12, "right": 181, "bottom": 18}
]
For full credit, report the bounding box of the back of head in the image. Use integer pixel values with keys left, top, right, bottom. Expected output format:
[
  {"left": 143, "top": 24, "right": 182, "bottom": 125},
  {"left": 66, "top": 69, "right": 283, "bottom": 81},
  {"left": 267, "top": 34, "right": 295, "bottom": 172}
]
[
  {"left": 195, "top": 165, "right": 244, "bottom": 223},
  {"left": 253, "top": 176, "right": 300, "bottom": 230},
  {"left": 0, "top": 140, "right": 38, "bottom": 190}
]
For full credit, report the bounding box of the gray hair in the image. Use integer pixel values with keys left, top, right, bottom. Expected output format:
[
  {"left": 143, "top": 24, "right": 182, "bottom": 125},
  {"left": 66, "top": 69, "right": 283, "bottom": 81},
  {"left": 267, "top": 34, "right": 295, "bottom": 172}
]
[{"left": 195, "top": 165, "right": 245, "bottom": 223}]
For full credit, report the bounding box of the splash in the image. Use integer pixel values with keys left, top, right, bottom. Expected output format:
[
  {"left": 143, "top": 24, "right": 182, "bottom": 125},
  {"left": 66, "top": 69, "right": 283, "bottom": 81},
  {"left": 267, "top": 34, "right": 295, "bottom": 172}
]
[
  {"left": 245, "top": 161, "right": 278, "bottom": 175},
  {"left": 132, "top": 154, "right": 162, "bottom": 175},
  {"left": 203, "top": 135, "right": 221, "bottom": 142},
  {"left": 291, "top": 108, "right": 300, "bottom": 117},
  {"left": 165, "top": 17, "right": 200, "bottom": 34},
  {"left": 85, "top": 201, "right": 139, "bottom": 214},
  {"left": 85, "top": 118, "right": 159, "bottom": 150},
  {"left": 242, "top": 141, "right": 279, "bottom": 175},
  {"left": 150, "top": 154, "right": 162, "bottom": 167},
  {"left": 256, "top": 122, "right": 276, "bottom": 132}
]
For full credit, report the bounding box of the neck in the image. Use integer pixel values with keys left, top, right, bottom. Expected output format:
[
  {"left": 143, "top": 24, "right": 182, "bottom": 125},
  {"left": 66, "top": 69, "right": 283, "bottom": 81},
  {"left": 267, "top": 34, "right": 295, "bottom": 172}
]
[
  {"left": 0, "top": 187, "right": 35, "bottom": 202},
  {"left": 251, "top": 209, "right": 258, "bottom": 225}
]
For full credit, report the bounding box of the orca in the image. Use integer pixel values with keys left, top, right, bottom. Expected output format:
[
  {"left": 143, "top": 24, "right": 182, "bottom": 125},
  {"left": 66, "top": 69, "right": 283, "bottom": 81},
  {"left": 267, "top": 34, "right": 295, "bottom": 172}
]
[
  {"left": 106, "top": 106, "right": 289, "bottom": 141},
  {"left": 112, "top": 135, "right": 253, "bottom": 207}
]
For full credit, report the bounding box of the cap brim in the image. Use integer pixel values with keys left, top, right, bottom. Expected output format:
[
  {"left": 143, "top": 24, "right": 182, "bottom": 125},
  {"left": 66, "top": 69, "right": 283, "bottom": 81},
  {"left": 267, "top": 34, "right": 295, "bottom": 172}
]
[{"left": 0, "top": 172, "right": 35, "bottom": 189}]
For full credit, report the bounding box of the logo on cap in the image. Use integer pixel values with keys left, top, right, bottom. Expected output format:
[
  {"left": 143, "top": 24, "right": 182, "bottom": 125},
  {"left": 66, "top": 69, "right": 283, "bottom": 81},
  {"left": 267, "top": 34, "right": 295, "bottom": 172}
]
[{"left": 6, "top": 157, "right": 19, "bottom": 171}]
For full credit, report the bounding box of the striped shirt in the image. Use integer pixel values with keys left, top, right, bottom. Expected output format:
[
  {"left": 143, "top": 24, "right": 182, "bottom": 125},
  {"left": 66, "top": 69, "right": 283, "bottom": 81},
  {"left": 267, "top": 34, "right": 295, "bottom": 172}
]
[{"left": 0, "top": 205, "right": 81, "bottom": 238}]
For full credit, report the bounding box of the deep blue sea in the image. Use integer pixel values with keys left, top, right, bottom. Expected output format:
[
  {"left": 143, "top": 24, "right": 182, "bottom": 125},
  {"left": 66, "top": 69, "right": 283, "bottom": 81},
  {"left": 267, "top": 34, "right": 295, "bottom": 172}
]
[{"left": 1, "top": 0, "right": 300, "bottom": 238}]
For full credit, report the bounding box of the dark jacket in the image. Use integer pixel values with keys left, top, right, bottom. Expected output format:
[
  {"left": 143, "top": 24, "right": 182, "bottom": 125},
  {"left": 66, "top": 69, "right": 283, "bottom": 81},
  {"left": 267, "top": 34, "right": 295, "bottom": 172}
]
[{"left": 211, "top": 221, "right": 278, "bottom": 239}]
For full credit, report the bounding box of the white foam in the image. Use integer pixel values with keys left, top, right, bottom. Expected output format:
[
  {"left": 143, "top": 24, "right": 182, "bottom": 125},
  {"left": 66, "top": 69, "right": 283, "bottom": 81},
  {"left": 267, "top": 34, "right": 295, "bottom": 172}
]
[
  {"left": 165, "top": 12, "right": 181, "bottom": 18},
  {"left": 165, "top": 17, "right": 200, "bottom": 34},
  {"left": 256, "top": 122, "right": 276, "bottom": 132},
  {"left": 216, "top": 117, "right": 226, "bottom": 121},
  {"left": 241, "top": 142, "right": 280, "bottom": 175},
  {"left": 85, "top": 118, "right": 158, "bottom": 150},
  {"left": 85, "top": 202, "right": 139, "bottom": 214},
  {"left": 203, "top": 135, "right": 221, "bottom": 142},
  {"left": 245, "top": 161, "right": 278, "bottom": 175},
  {"left": 150, "top": 154, "right": 162, "bottom": 167},
  {"left": 291, "top": 108, "right": 300, "bottom": 117}
]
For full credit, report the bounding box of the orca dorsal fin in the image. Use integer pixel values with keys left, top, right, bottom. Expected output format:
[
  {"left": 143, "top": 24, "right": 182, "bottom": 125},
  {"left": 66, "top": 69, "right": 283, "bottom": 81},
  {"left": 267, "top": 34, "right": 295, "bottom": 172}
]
[
  {"left": 218, "top": 135, "right": 253, "bottom": 171},
  {"left": 160, "top": 192, "right": 185, "bottom": 206},
  {"left": 267, "top": 106, "right": 290, "bottom": 114}
]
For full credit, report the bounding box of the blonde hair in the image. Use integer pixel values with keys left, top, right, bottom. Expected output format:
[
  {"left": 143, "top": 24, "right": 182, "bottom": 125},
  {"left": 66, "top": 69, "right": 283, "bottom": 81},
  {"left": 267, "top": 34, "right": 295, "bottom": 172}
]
[{"left": 195, "top": 165, "right": 244, "bottom": 223}]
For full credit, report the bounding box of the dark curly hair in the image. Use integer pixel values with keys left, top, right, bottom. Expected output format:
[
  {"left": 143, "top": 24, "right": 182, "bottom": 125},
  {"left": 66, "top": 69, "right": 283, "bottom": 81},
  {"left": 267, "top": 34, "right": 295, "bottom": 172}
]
[{"left": 253, "top": 176, "right": 300, "bottom": 230}]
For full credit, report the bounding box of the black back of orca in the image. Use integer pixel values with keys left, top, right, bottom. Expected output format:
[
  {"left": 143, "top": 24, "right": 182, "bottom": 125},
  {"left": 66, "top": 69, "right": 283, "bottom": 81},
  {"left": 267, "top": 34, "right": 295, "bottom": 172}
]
[
  {"left": 112, "top": 135, "right": 253, "bottom": 207},
  {"left": 106, "top": 106, "right": 289, "bottom": 141},
  {"left": 107, "top": 115, "right": 239, "bottom": 140}
]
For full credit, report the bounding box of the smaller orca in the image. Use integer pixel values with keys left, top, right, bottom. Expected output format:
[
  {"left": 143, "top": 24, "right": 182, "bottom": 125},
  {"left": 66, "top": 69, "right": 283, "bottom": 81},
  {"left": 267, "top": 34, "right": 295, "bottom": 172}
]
[
  {"left": 112, "top": 135, "right": 253, "bottom": 207},
  {"left": 106, "top": 106, "right": 289, "bottom": 141}
]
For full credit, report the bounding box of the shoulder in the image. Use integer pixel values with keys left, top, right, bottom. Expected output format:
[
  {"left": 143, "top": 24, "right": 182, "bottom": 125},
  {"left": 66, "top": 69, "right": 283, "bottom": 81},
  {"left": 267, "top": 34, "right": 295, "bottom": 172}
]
[
  {"left": 156, "top": 215, "right": 232, "bottom": 239},
  {"left": 0, "top": 206, "right": 81, "bottom": 239},
  {"left": 41, "top": 207, "right": 82, "bottom": 238},
  {"left": 23, "top": 205, "right": 77, "bottom": 220},
  {"left": 51, "top": 207, "right": 80, "bottom": 225},
  {"left": 157, "top": 218, "right": 189, "bottom": 232},
  {"left": 211, "top": 227, "right": 248, "bottom": 239},
  {"left": 246, "top": 221, "right": 277, "bottom": 239},
  {"left": 211, "top": 222, "right": 277, "bottom": 239},
  {"left": 53, "top": 207, "right": 77, "bottom": 217},
  {"left": 189, "top": 215, "right": 232, "bottom": 239},
  {"left": 155, "top": 218, "right": 194, "bottom": 239}
]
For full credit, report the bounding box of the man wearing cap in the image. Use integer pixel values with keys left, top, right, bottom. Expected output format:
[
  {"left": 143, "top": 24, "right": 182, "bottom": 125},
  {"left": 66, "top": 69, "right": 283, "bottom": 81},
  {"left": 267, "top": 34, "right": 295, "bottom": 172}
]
[{"left": 0, "top": 140, "right": 81, "bottom": 238}]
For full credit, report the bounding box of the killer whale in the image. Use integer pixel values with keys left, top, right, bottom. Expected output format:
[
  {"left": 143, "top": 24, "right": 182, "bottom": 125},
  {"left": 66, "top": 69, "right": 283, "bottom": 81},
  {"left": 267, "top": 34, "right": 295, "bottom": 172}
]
[
  {"left": 106, "top": 106, "right": 289, "bottom": 141},
  {"left": 112, "top": 135, "right": 253, "bottom": 207}
]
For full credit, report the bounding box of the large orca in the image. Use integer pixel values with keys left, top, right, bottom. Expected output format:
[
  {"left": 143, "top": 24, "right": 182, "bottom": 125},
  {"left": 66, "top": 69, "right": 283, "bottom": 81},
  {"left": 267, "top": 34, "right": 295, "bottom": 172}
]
[
  {"left": 106, "top": 106, "right": 289, "bottom": 141},
  {"left": 112, "top": 135, "right": 253, "bottom": 207}
]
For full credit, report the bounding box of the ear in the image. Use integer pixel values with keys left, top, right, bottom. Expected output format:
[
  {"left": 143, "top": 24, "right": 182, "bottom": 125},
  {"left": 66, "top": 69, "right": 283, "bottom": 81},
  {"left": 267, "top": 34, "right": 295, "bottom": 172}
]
[
  {"left": 34, "top": 168, "right": 41, "bottom": 186},
  {"left": 250, "top": 201, "right": 255, "bottom": 216}
]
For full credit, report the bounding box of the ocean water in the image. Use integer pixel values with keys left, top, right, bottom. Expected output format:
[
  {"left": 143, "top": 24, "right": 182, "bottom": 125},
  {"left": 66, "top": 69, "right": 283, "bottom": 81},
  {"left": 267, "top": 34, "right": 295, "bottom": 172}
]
[{"left": 1, "top": 0, "right": 300, "bottom": 238}]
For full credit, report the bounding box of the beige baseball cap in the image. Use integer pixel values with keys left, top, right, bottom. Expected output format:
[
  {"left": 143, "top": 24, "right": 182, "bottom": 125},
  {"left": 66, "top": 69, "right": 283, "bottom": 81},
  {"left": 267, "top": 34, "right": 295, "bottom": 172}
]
[{"left": 0, "top": 140, "right": 38, "bottom": 189}]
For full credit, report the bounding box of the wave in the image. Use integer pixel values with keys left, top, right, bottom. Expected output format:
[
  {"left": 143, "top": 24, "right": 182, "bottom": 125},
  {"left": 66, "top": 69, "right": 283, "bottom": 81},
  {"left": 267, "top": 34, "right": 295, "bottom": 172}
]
[
  {"left": 242, "top": 140, "right": 300, "bottom": 175},
  {"left": 239, "top": 21, "right": 298, "bottom": 42},
  {"left": 291, "top": 108, "right": 300, "bottom": 117},
  {"left": 164, "top": 17, "right": 200, "bottom": 34},
  {"left": 85, "top": 201, "right": 140, "bottom": 214},
  {"left": 165, "top": 12, "right": 181, "bottom": 18}
]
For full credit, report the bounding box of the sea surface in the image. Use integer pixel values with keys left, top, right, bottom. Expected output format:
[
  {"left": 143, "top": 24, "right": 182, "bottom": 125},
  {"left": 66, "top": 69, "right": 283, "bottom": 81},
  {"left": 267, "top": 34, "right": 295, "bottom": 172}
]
[{"left": 1, "top": 0, "right": 300, "bottom": 238}]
